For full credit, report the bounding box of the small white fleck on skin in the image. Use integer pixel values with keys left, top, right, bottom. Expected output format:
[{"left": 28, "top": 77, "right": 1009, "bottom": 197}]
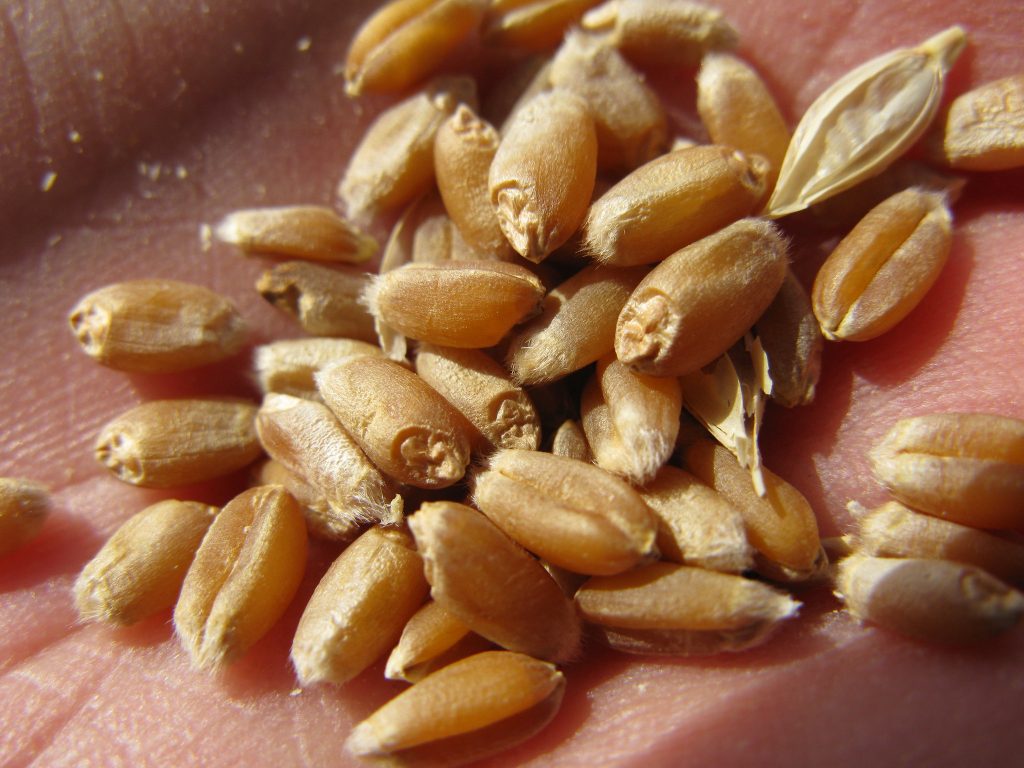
[{"left": 40, "top": 171, "right": 57, "bottom": 192}]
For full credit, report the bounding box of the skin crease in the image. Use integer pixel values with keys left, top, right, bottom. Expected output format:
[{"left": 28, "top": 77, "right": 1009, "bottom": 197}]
[{"left": 0, "top": 0, "right": 1021, "bottom": 765}]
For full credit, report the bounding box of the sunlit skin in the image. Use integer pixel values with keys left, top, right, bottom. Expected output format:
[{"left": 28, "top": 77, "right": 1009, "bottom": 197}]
[{"left": 0, "top": 1, "right": 1021, "bottom": 765}]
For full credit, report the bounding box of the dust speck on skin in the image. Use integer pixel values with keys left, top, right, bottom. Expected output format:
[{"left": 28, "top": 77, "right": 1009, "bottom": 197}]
[
  {"left": 199, "top": 224, "right": 213, "bottom": 252},
  {"left": 296, "top": 36, "right": 312, "bottom": 52},
  {"left": 40, "top": 171, "right": 58, "bottom": 192}
]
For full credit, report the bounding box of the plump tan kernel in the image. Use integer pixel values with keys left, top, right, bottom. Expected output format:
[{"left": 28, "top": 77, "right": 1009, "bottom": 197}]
[
  {"left": 615, "top": 218, "right": 788, "bottom": 377},
  {"left": 506, "top": 264, "right": 647, "bottom": 385},
  {"left": 488, "top": 90, "right": 597, "bottom": 262},
  {"left": 415, "top": 344, "right": 541, "bottom": 451},
  {"left": 550, "top": 418, "right": 592, "bottom": 462},
  {"left": 697, "top": 53, "right": 789, "bottom": 193},
  {"left": 434, "top": 105, "right": 513, "bottom": 258},
  {"left": 768, "top": 27, "right": 967, "bottom": 217},
  {"left": 365, "top": 260, "right": 545, "bottom": 348},
  {"left": 0, "top": 478, "right": 50, "bottom": 557},
  {"left": 256, "top": 261, "right": 377, "bottom": 342},
  {"left": 684, "top": 439, "right": 826, "bottom": 581},
  {"left": 755, "top": 269, "right": 823, "bottom": 408},
  {"left": 934, "top": 74, "right": 1024, "bottom": 171},
  {"left": 68, "top": 279, "right": 246, "bottom": 373},
  {"left": 317, "top": 357, "right": 473, "bottom": 489},
  {"left": 474, "top": 449, "right": 657, "bottom": 575},
  {"left": 640, "top": 465, "right": 753, "bottom": 573},
  {"left": 95, "top": 399, "right": 261, "bottom": 488},
  {"left": 344, "top": 0, "right": 485, "bottom": 96},
  {"left": 583, "top": 146, "right": 768, "bottom": 267},
  {"left": 410, "top": 501, "right": 582, "bottom": 663},
  {"left": 870, "top": 413, "right": 1024, "bottom": 530},
  {"left": 347, "top": 651, "right": 565, "bottom": 764},
  {"left": 549, "top": 30, "right": 668, "bottom": 172},
  {"left": 339, "top": 77, "right": 476, "bottom": 222},
  {"left": 254, "top": 459, "right": 365, "bottom": 543},
  {"left": 75, "top": 500, "right": 217, "bottom": 625},
  {"left": 812, "top": 188, "right": 952, "bottom": 342},
  {"left": 485, "top": 0, "right": 601, "bottom": 51},
  {"left": 576, "top": 562, "right": 799, "bottom": 655},
  {"left": 580, "top": 354, "right": 681, "bottom": 483},
  {"left": 254, "top": 337, "right": 384, "bottom": 401},
  {"left": 835, "top": 554, "right": 1024, "bottom": 644},
  {"left": 291, "top": 526, "right": 428, "bottom": 686},
  {"left": 385, "top": 600, "right": 473, "bottom": 682},
  {"left": 853, "top": 500, "right": 1024, "bottom": 587},
  {"left": 256, "top": 394, "right": 396, "bottom": 528},
  {"left": 581, "top": 0, "right": 738, "bottom": 69},
  {"left": 214, "top": 205, "right": 377, "bottom": 264},
  {"left": 174, "top": 486, "right": 307, "bottom": 668}
]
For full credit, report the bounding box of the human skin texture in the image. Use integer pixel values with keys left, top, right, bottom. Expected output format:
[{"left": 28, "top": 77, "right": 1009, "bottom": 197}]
[{"left": 0, "top": 1, "right": 1022, "bottom": 766}]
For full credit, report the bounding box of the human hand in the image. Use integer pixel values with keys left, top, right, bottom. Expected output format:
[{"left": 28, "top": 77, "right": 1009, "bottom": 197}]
[{"left": 0, "top": 0, "right": 1021, "bottom": 765}]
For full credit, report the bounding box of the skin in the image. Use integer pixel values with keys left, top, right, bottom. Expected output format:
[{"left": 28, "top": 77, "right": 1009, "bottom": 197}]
[{"left": 0, "top": 0, "right": 1021, "bottom": 766}]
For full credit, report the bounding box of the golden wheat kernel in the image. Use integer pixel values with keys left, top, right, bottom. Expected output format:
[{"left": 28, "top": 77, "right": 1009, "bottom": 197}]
[
  {"left": 835, "top": 554, "right": 1024, "bottom": 645},
  {"left": 615, "top": 218, "right": 788, "bottom": 377},
  {"left": 317, "top": 357, "right": 473, "bottom": 489},
  {"left": 506, "top": 263, "right": 648, "bottom": 385},
  {"left": 253, "top": 459, "right": 366, "bottom": 543},
  {"left": 214, "top": 205, "right": 378, "bottom": 264},
  {"left": 410, "top": 501, "right": 582, "bottom": 663},
  {"left": 485, "top": 0, "right": 601, "bottom": 51},
  {"left": 575, "top": 561, "right": 799, "bottom": 656},
  {"left": 854, "top": 500, "right": 1024, "bottom": 587},
  {"left": 549, "top": 29, "right": 668, "bottom": 172},
  {"left": 415, "top": 344, "right": 541, "bottom": 451},
  {"left": 754, "top": 269, "right": 823, "bottom": 408},
  {"left": 767, "top": 26, "right": 967, "bottom": 218},
  {"left": 344, "top": 0, "right": 485, "bottom": 96},
  {"left": 550, "top": 418, "right": 592, "bottom": 462},
  {"left": 174, "top": 485, "right": 307, "bottom": 668},
  {"left": 488, "top": 89, "right": 598, "bottom": 262},
  {"left": 338, "top": 76, "right": 477, "bottom": 223},
  {"left": 812, "top": 188, "right": 953, "bottom": 342},
  {"left": 697, "top": 52, "right": 790, "bottom": 194},
  {"left": 933, "top": 74, "right": 1024, "bottom": 171},
  {"left": 256, "top": 261, "right": 377, "bottom": 342},
  {"left": 385, "top": 599, "right": 473, "bottom": 682},
  {"left": 581, "top": 0, "right": 738, "bottom": 69},
  {"left": 580, "top": 354, "right": 680, "bottom": 484},
  {"left": 68, "top": 279, "right": 246, "bottom": 374},
  {"left": 684, "top": 439, "right": 825, "bottom": 581},
  {"left": 291, "top": 526, "right": 428, "bottom": 686},
  {"left": 346, "top": 650, "right": 565, "bottom": 763},
  {"left": 366, "top": 260, "right": 545, "bottom": 349},
  {"left": 869, "top": 413, "right": 1024, "bottom": 530},
  {"left": 256, "top": 393, "right": 396, "bottom": 528},
  {"left": 474, "top": 448, "right": 657, "bottom": 575},
  {"left": 74, "top": 500, "right": 217, "bottom": 625},
  {"left": 0, "top": 478, "right": 50, "bottom": 557},
  {"left": 254, "top": 337, "right": 384, "bottom": 401},
  {"left": 640, "top": 465, "right": 753, "bottom": 574},
  {"left": 583, "top": 146, "right": 767, "bottom": 268},
  {"left": 94, "top": 399, "right": 261, "bottom": 488},
  {"left": 435, "top": 105, "right": 513, "bottom": 258}
]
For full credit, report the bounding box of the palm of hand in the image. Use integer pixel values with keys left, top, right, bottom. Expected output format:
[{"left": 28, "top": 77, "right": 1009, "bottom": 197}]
[{"left": 1, "top": 0, "right": 1021, "bottom": 765}]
